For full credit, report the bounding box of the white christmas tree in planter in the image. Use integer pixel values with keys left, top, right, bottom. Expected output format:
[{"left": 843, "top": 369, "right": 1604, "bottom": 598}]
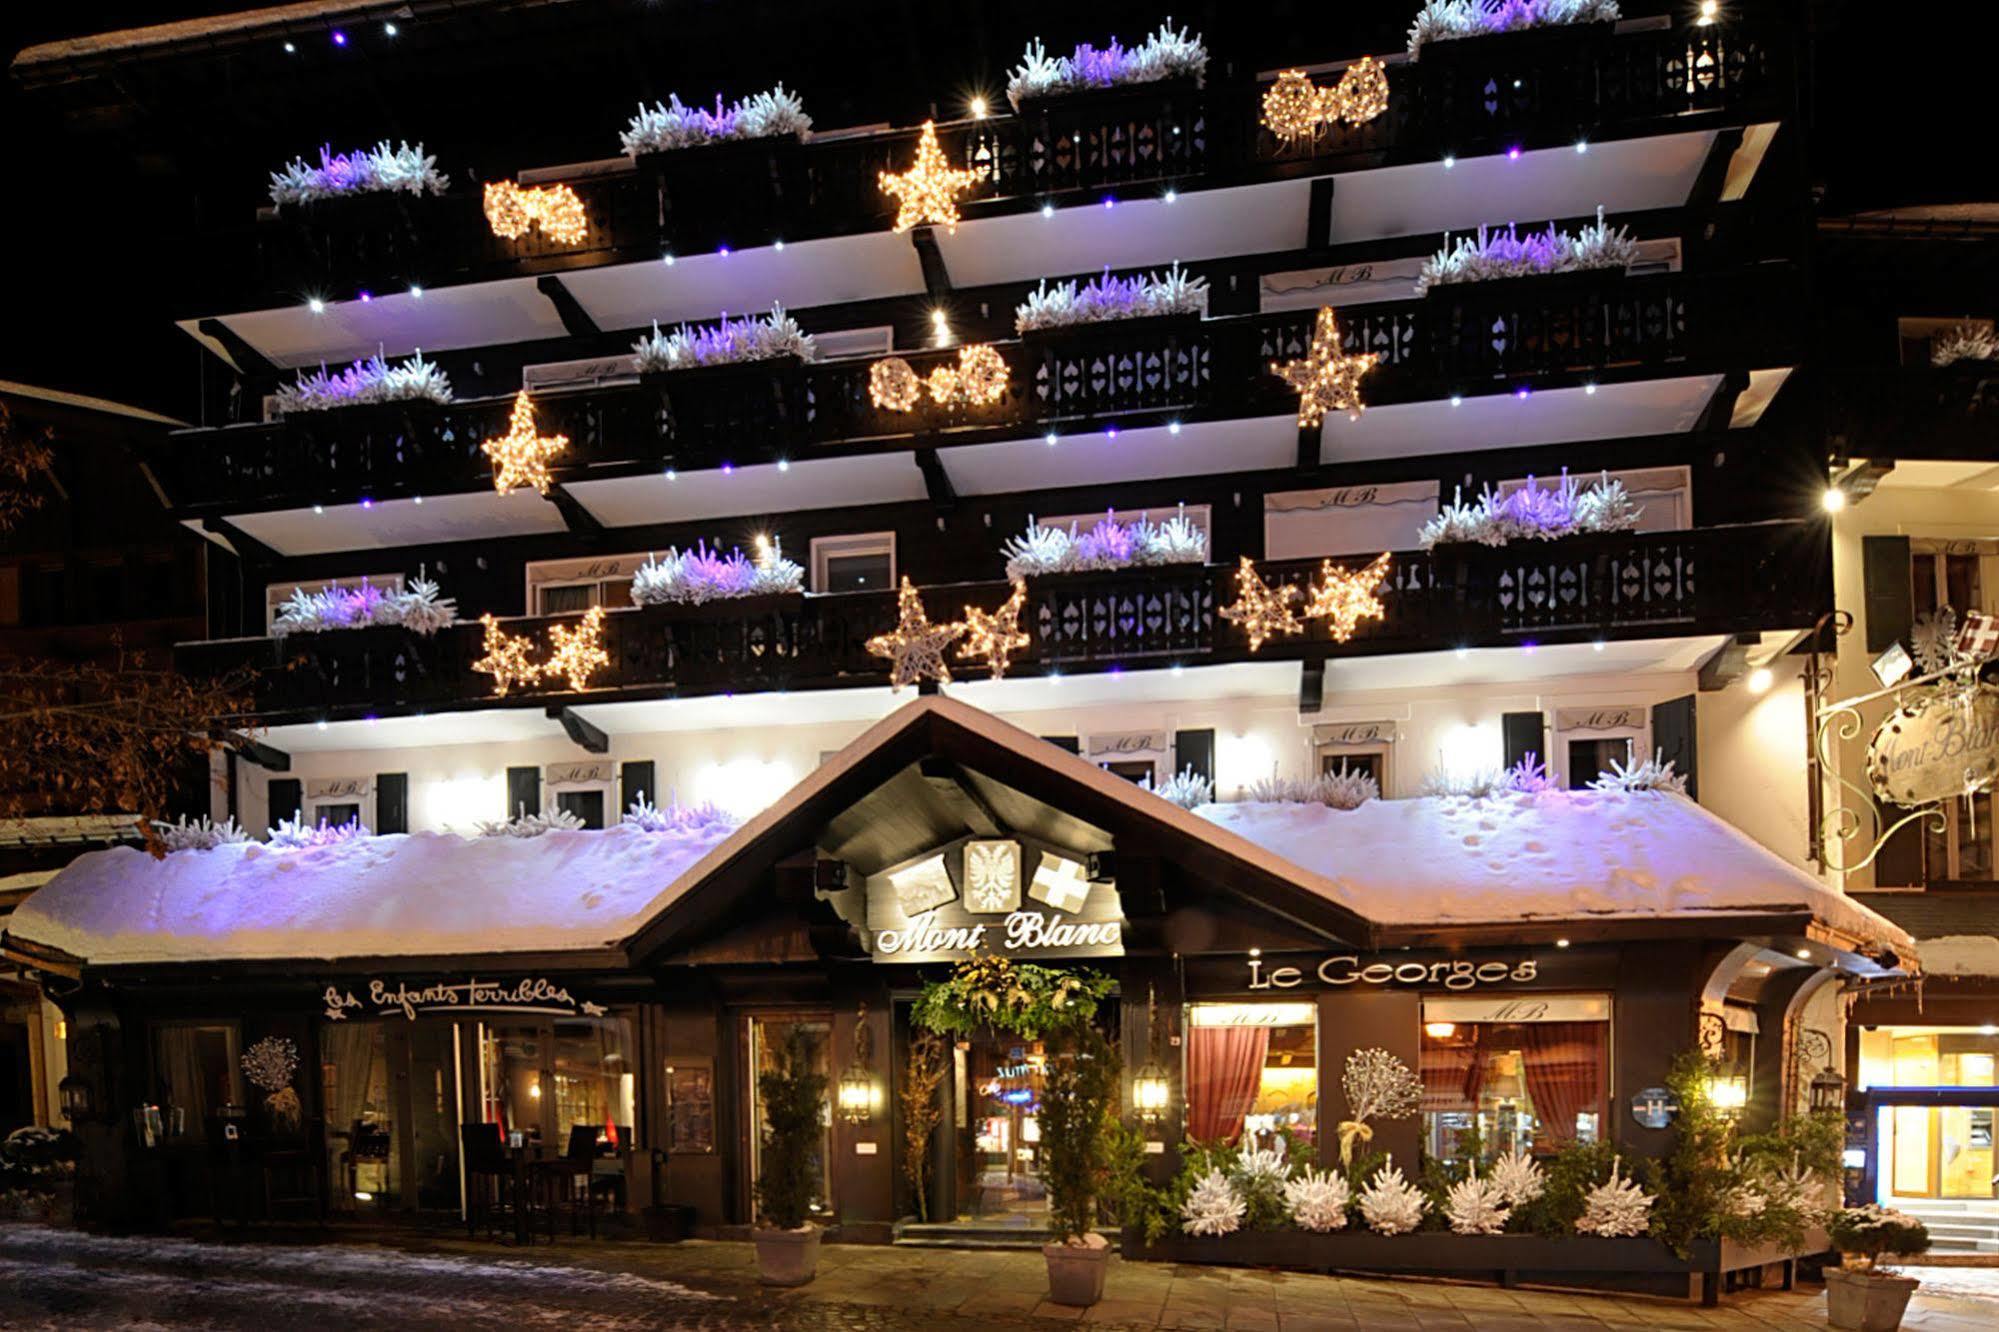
[
  {"left": 1283, "top": 1168, "right": 1352, "bottom": 1232},
  {"left": 1488, "top": 1148, "right": 1546, "bottom": 1207},
  {"left": 1357, "top": 1157, "right": 1427, "bottom": 1235},
  {"left": 1444, "top": 1164, "right": 1510, "bottom": 1235},
  {"left": 1339, "top": 1047, "right": 1424, "bottom": 1164},
  {"left": 1180, "top": 1169, "right": 1246, "bottom": 1237},
  {"left": 1575, "top": 1156, "right": 1656, "bottom": 1237}
]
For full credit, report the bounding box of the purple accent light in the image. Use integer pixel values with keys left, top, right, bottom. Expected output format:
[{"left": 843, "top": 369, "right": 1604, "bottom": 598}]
[
  {"left": 1507, "top": 146, "right": 1522, "bottom": 160},
  {"left": 330, "top": 30, "right": 347, "bottom": 47},
  {"left": 720, "top": 462, "right": 735, "bottom": 474},
  {"left": 1514, "top": 385, "right": 1531, "bottom": 399}
]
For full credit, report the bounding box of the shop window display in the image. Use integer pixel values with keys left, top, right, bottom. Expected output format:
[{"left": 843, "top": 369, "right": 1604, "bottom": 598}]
[
  {"left": 1419, "top": 998, "right": 1609, "bottom": 1159},
  {"left": 1184, "top": 1002, "right": 1317, "bottom": 1148}
]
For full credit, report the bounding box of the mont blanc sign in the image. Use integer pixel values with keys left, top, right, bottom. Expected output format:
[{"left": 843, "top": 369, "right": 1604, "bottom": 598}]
[
  {"left": 863, "top": 839, "right": 1124, "bottom": 963},
  {"left": 1866, "top": 687, "right": 1999, "bottom": 807},
  {"left": 324, "top": 976, "right": 608, "bottom": 1022}
]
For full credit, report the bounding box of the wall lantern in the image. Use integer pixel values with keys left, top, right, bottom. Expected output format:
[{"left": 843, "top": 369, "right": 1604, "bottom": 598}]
[
  {"left": 1809, "top": 1065, "right": 1847, "bottom": 1114},
  {"left": 1133, "top": 1059, "right": 1172, "bottom": 1124},
  {"left": 57, "top": 1074, "right": 93, "bottom": 1122},
  {"left": 837, "top": 1001, "right": 881, "bottom": 1125},
  {"left": 1705, "top": 1072, "right": 1749, "bottom": 1119}
]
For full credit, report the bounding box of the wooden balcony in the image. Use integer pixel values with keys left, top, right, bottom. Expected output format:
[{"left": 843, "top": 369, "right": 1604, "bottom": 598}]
[
  {"left": 153, "top": 265, "right": 1798, "bottom": 517},
  {"left": 178, "top": 521, "right": 1830, "bottom": 725}
]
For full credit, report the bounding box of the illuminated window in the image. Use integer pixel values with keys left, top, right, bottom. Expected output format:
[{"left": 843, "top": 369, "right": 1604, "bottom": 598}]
[
  {"left": 810, "top": 533, "right": 895, "bottom": 593},
  {"left": 748, "top": 1016, "right": 832, "bottom": 1215},
  {"left": 1184, "top": 1002, "right": 1317, "bottom": 1149},
  {"left": 1419, "top": 996, "right": 1610, "bottom": 1160}
]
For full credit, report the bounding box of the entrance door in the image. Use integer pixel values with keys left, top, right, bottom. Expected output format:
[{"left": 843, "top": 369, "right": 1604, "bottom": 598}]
[
  {"left": 952, "top": 1032, "right": 1049, "bottom": 1228},
  {"left": 1888, "top": 1103, "right": 1999, "bottom": 1201},
  {"left": 321, "top": 1021, "right": 461, "bottom": 1213}
]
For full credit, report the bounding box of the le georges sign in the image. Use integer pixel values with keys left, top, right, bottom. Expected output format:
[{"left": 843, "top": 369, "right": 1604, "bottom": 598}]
[{"left": 1244, "top": 952, "right": 1542, "bottom": 992}]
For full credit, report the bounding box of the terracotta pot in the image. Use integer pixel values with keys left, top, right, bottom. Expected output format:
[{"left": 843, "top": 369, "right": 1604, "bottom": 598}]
[
  {"left": 1826, "top": 1266, "right": 1919, "bottom": 1332},
  {"left": 754, "top": 1224, "right": 820, "bottom": 1286},
  {"left": 1043, "top": 1239, "right": 1111, "bottom": 1307}
]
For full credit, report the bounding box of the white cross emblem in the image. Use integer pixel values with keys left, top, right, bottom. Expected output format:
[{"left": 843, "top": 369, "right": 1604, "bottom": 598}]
[{"left": 1027, "top": 853, "right": 1091, "bottom": 915}]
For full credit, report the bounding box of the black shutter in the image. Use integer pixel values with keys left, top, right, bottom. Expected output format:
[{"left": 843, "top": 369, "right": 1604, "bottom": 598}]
[
  {"left": 1174, "top": 729, "right": 1216, "bottom": 783},
  {"left": 1650, "top": 696, "right": 1698, "bottom": 801},
  {"left": 506, "top": 766, "right": 541, "bottom": 819},
  {"left": 1863, "top": 535, "right": 1914, "bottom": 653},
  {"left": 375, "top": 773, "right": 408, "bottom": 834},
  {"left": 1501, "top": 712, "right": 1545, "bottom": 770},
  {"left": 1041, "top": 736, "right": 1081, "bottom": 754},
  {"left": 620, "top": 761, "right": 655, "bottom": 814},
  {"left": 266, "top": 778, "right": 302, "bottom": 830}
]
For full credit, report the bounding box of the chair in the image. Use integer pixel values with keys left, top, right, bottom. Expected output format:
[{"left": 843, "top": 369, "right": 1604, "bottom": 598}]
[
  {"left": 533, "top": 1124, "right": 620, "bottom": 1237},
  {"left": 461, "top": 1123, "right": 515, "bottom": 1240},
  {"left": 342, "top": 1119, "right": 392, "bottom": 1205}
]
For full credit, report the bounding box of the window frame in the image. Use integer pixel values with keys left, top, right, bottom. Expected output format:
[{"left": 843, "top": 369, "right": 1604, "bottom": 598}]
[{"left": 809, "top": 532, "right": 897, "bottom": 595}]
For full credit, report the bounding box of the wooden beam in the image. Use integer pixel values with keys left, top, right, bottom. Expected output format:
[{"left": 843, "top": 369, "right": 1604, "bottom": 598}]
[
  {"left": 546, "top": 705, "right": 608, "bottom": 754},
  {"left": 915, "top": 447, "right": 956, "bottom": 508},
  {"left": 535, "top": 275, "right": 601, "bottom": 338},
  {"left": 1305, "top": 177, "right": 1336, "bottom": 252},
  {"left": 918, "top": 757, "right": 1003, "bottom": 837},
  {"left": 230, "top": 733, "right": 290, "bottom": 772},
  {"left": 911, "top": 225, "right": 952, "bottom": 300},
  {"left": 1299, "top": 658, "right": 1325, "bottom": 714},
  {"left": 196, "top": 318, "right": 278, "bottom": 379},
  {"left": 1686, "top": 127, "right": 1746, "bottom": 210},
  {"left": 546, "top": 483, "right": 604, "bottom": 535},
  {"left": 201, "top": 515, "right": 279, "bottom": 567},
  {"left": 1693, "top": 369, "right": 1750, "bottom": 433}
]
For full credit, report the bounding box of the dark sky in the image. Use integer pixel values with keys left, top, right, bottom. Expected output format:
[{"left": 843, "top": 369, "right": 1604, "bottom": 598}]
[{"left": 0, "top": 1, "right": 1982, "bottom": 422}]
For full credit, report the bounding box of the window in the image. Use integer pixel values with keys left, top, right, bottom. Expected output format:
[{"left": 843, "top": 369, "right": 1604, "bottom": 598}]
[
  {"left": 552, "top": 1015, "right": 637, "bottom": 1146},
  {"left": 1565, "top": 738, "right": 1631, "bottom": 790},
  {"left": 481, "top": 1023, "right": 547, "bottom": 1146},
  {"left": 556, "top": 789, "right": 606, "bottom": 829},
  {"left": 748, "top": 1016, "right": 832, "bottom": 1216},
  {"left": 1419, "top": 996, "right": 1610, "bottom": 1160},
  {"left": 152, "top": 1022, "right": 243, "bottom": 1140},
  {"left": 1906, "top": 542, "right": 1998, "bottom": 881},
  {"left": 524, "top": 553, "right": 649, "bottom": 617},
  {"left": 1103, "top": 761, "right": 1155, "bottom": 784},
  {"left": 1320, "top": 750, "right": 1384, "bottom": 789},
  {"left": 1859, "top": 1027, "right": 1999, "bottom": 1202},
  {"left": 314, "top": 802, "right": 364, "bottom": 828},
  {"left": 1184, "top": 1002, "right": 1317, "bottom": 1149},
  {"left": 810, "top": 533, "right": 895, "bottom": 594}
]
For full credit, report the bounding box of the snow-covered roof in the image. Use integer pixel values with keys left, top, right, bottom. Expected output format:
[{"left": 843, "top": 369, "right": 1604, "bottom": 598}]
[
  {"left": 6, "top": 823, "right": 738, "bottom": 967},
  {"left": 1911, "top": 935, "right": 1999, "bottom": 978},
  {"left": 4, "top": 697, "right": 1916, "bottom": 969}
]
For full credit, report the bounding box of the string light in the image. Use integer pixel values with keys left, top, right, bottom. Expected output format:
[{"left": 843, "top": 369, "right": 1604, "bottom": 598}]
[
  {"left": 483, "top": 390, "right": 569, "bottom": 495},
  {"left": 1305, "top": 552, "right": 1392, "bottom": 643},
  {"left": 869, "top": 357, "right": 924, "bottom": 411},
  {"left": 866, "top": 577, "right": 966, "bottom": 690},
  {"left": 483, "top": 180, "right": 589, "bottom": 245},
  {"left": 880, "top": 120, "right": 980, "bottom": 233},
  {"left": 1219, "top": 557, "right": 1303, "bottom": 651},
  {"left": 870, "top": 345, "right": 1009, "bottom": 411},
  {"left": 472, "top": 615, "right": 543, "bottom": 696},
  {"left": 1261, "top": 57, "right": 1389, "bottom": 144},
  {"left": 958, "top": 580, "right": 1030, "bottom": 681},
  {"left": 544, "top": 605, "right": 610, "bottom": 692},
  {"left": 1273, "top": 306, "right": 1379, "bottom": 426}
]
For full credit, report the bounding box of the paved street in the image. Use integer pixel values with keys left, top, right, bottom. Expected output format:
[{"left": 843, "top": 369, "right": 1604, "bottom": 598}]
[{"left": 3, "top": 1223, "right": 1996, "bottom": 1331}]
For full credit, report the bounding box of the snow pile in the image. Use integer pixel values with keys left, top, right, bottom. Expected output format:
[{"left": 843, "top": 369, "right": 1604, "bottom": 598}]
[
  {"left": 1407, "top": 0, "right": 1620, "bottom": 58},
  {"left": 7, "top": 823, "right": 740, "bottom": 965},
  {"left": 1001, "top": 508, "right": 1208, "bottom": 579},
  {"left": 1912, "top": 935, "right": 1998, "bottom": 977},
  {"left": 1415, "top": 208, "right": 1638, "bottom": 295},
  {"left": 629, "top": 539, "right": 804, "bottom": 605},
  {"left": 1196, "top": 785, "right": 1912, "bottom": 946}
]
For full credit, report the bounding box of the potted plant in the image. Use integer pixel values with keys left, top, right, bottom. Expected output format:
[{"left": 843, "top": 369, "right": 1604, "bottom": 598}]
[
  {"left": 752, "top": 1027, "right": 828, "bottom": 1285},
  {"left": 1825, "top": 1205, "right": 1930, "bottom": 1331},
  {"left": 1038, "top": 1022, "right": 1120, "bottom": 1307}
]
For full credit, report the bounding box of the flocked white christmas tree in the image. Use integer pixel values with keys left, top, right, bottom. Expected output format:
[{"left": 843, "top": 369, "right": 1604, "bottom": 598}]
[
  {"left": 1488, "top": 1147, "right": 1546, "bottom": 1207},
  {"left": 1339, "top": 1047, "right": 1424, "bottom": 1164},
  {"left": 1233, "top": 1147, "right": 1292, "bottom": 1192},
  {"left": 1358, "top": 1156, "right": 1427, "bottom": 1235},
  {"left": 1142, "top": 766, "right": 1214, "bottom": 810},
  {"left": 1180, "top": 1168, "right": 1246, "bottom": 1237},
  {"left": 1575, "top": 1155, "right": 1656, "bottom": 1237},
  {"left": 153, "top": 814, "right": 251, "bottom": 852},
  {"left": 385, "top": 572, "right": 458, "bottom": 635},
  {"left": 476, "top": 807, "right": 586, "bottom": 839},
  {"left": 1444, "top": 1163, "right": 1511, "bottom": 1234},
  {"left": 1283, "top": 1168, "right": 1352, "bottom": 1232},
  {"left": 1761, "top": 1153, "right": 1827, "bottom": 1226}
]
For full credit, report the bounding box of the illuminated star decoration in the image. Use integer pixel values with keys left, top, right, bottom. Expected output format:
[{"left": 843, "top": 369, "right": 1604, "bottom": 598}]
[
  {"left": 472, "top": 614, "right": 542, "bottom": 696},
  {"left": 1219, "top": 557, "right": 1303, "bottom": 652},
  {"left": 483, "top": 180, "right": 589, "bottom": 245},
  {"left": 483, "top": 389, "right": 569, "bottom": 495},
  {"left": 1273, "top": 306, "right": 1380, "bottom": 426},
  {"left": 880, "top": 120, "right": 980, "bottom": 233},
  {"left": 1305, "top": 552, "right": 1393, "bottom": 643},
  {"left": 958, "top": 580, "right": 1030, "bottom": 681},
  {"left": 544, "top": 605, "right": 610, "bottom": 692},
  {"left": 1261, "top": 57, "right": 1390, "bottom": 145},
  {"left": 867, "top": 577, "right": 966, "bottom": 690}
]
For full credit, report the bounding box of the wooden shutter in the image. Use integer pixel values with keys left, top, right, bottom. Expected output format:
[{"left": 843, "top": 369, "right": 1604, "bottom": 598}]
[
  {"left": 506, "top": 766, "right": 541, "bottom": 819},
  {"left": 1863, "top": 536, "right": 1913, "bottom": 653},
  {"left": 375, "top": 773, "right": 409, "bottom": 834},
  {"left": 1650, "top": 696, "right": 1698, "bottom": 801},
  {"left": 620, "top": 761, "right": 656, "bottom": 813},
  {"left": 1173, "top": 729, "right": 1217, "bottom": 783},
  {"left": 266, "top": 778, "right": 302, "bottom": 829},
  {"left": 1501, "top": 712, "right": 1545, "bottom": 770}
]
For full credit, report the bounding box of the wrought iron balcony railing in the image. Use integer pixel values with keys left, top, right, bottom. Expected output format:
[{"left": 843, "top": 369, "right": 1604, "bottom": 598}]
[
  {"left": 1824, "top": 363, "right": 1999, "bottom": 463},
  {"left": 178, "top": 521, "right": 1828, "bottom": 724},
  {"left": 154, "top": 266, "right": 1798, "bottom": 516},
  {"left": 233, "top": 21, "right": 1779, "bottom": 307}
]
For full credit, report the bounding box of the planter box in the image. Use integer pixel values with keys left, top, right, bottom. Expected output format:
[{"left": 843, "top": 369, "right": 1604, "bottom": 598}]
[
  {"left": 640, "top": 135, "right": 807, "bottom": 250},
  {"left": 1826, "top": 1266, "right": 1919, "bottom": 1332},
  {"left": 1422, "top": 267, "right": 1630, "bottom": 304},
  {"left": 1412, "top": 21, "right": 1618, "bottom": 67},
  {"left": 641, "top": 354, "right": 808, "bottom": 456},
  {"left": 1020, "top": 311, "right": 1206, "bottom": 344},
  {"left": 1013, "top": 75, "right": 1203, "bottom": 119}
]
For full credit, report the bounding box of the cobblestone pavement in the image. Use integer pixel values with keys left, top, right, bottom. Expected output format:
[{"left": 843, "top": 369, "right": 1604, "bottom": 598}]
[{"left": 3, "top": 1223, "right": 1996, "bottom": 1331}]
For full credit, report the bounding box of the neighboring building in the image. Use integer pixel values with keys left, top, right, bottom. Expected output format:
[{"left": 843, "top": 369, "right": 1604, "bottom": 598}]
[
  {"left": 1, "top": 0, "right": 1961, "bottom": 1276},
  {"left": 0, "top": 382, "right": 207, "bottom": 1133}
]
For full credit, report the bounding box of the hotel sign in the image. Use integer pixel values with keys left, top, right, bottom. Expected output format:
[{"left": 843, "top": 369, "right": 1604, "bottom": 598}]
[
  {"left": 865, "top": 840, "right": 1123, "bottom": 963},
  {"left": 1246, "top": 953, "right": 1539, "bottom": 992},
  {"left": 1866, "top": 687, "right": 1999, "bottom": 807},
  {"left": 324, "top": 976, "right": 608, "bottom": 1022}
]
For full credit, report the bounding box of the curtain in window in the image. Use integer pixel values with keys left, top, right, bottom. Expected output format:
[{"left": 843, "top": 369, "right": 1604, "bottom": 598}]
[
  {"left": 1418, "top": 1032, "right": 1477, "bottom": 1113},
  {"left": 323, "top": 1024, "right": 381, "bottom": 1137},
  {"left": 1519, "top": 1022, "right": 1604, "bottom": 1147},
  {"left": 1186, "top": 1026, "right": 1269, "bottom": 1144},
  {"left": 154, "top": 1027, "right": 211, "bottom": 1137}
]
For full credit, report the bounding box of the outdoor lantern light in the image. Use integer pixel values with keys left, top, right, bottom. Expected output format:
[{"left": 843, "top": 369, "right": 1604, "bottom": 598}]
[
  {"left": 838, "top": 1001, "right": 880, "bottom": 1124},
  {"left": 1810, "top": 1065, "right": 1848, "bottom": 1114},
  {"left": 58, "top": 1074, "right": 93, "bottom": 1122},
  {"left": 1133, "top": 1059, "right": 1172, "bottom": 1123},
  {"left": 1706, "top": 1072, "right": 1750, "bottom": 1118}
]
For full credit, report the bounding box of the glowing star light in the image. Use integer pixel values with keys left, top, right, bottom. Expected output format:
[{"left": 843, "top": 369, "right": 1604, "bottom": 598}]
[
  {"left": 1262, "top": 58, "right": 1390, "bottom": 145},
  {"left": 958, "top": 580, "right": 1030, "bottom": 681},
  {"left": 1306, "top": 551, "right": 1392, "bottom": 643},
  {"left": 483, "top": 180, "right": 589, "bottom": 245},
  {"left": 544, "top": 605, "right": 609, "bottom": 692},
  {"left": 867, "top": 577, "right": 966, "bottom": 690},
  {"left": 483, "top": 390, "right": 569, "bottom": 495},
  {"left": 472, "top": 614, "right": 542, "bottom": 696},
  {"left": 1220, "top": 557, "right": 1304, "bottom": 652},
  {"left": 880, "top": 120, "right": 980, "bottom": 233},
  {"left": 1273, "top": 306, "right": 1379, "bottom": 426}
]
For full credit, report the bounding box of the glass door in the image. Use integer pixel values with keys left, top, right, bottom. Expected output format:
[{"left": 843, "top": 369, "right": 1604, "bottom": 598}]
[
  {"left": 954, "top": 1032, "right": 1049, "bottom": 1227},
  {"left": 747, "top": 1015, "right": 833, "bottom": 1220}
]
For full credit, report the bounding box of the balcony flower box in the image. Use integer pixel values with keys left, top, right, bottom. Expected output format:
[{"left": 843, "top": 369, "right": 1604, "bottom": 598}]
[
  {"left": 1414, "top": 20, "right": 1618, "bottom": 69},
  {"left": 1421, "top": 266, "right": 1628, "bottom": 305},
  {"left": 640, "top": 354, "right": 808, "bottom": 458},
  {"left": 638, "top": 135, "right": 808, "bottom": 248},
  {"left": 1019, "top": 310, "right": 1204, "bottom": 345},
  {"left": 1012, "top": 74, "right": 1202, "bottom": 119}
]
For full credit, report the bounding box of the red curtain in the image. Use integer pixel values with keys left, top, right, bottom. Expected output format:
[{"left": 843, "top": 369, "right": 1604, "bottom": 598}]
[
  {"left": 1186, "top": 1026, "right": 1269, "bottom": 1144},
  {"left": 1418, "top": 1032, "right": 1476, "bottom": 1113},
  {"left": 1519, "top": 1022, "right": 1604, "bottom": 1148}
]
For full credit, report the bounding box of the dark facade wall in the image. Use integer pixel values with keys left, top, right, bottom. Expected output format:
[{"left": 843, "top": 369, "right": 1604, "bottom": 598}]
[
  {"left": 1610, "top": 942, "right": 1707, "bottom": 1160},
  {"left": 1317, "top": 988, "right": 1424, "bottom": 1170}
]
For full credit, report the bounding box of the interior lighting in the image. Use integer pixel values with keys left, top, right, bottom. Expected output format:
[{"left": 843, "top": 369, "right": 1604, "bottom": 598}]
[
  {"left": 1424, "top": 1022, "right": 1457, "bottom": 1039},
  {"left": 1822, "top": 486, "right": 1848, "bottom": 513},
  {"left": 1747, "top": 666, "right": 1774, "bottom": 695}
]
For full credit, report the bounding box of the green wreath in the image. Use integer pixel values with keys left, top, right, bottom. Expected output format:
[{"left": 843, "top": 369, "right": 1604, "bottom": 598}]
[{"left": 911, "top": 955, "right": 1115, "bottom": 1039}]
